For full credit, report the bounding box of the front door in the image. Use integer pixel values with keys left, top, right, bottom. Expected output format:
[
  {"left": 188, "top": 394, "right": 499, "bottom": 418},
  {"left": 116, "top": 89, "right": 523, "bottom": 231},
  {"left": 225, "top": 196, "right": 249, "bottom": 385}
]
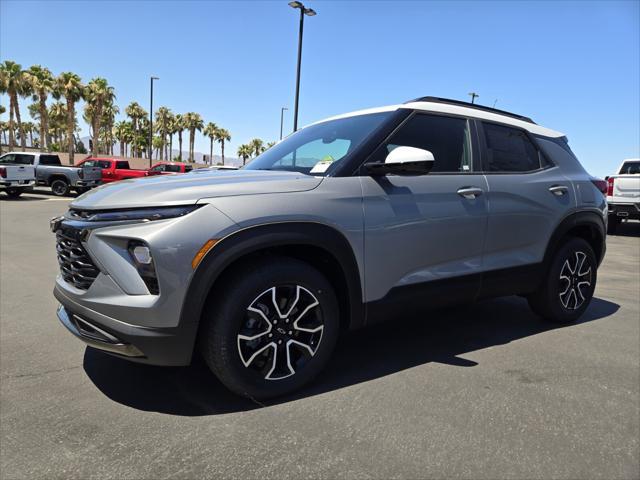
[{"left": 361, "top": 112, "right": 489, "bottom": 314}]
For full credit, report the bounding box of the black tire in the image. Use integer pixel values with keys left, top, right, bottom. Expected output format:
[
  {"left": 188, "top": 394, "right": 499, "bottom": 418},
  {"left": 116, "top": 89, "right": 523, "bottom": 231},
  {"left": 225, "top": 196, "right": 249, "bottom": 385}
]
[
  {"left": 75, "top": 187, "right": 89, "bottom": 195},
  {"left": 607, "top": 215, "right": 620, "bottom": 234},
  {"left": 50, "top": 179, "right": 70, "bottom": 197},
  {"left": 200, "top": 256, "right": 340, "bottom": 400},
  {"left": 527, "top": 237, "right": 597, "bottom": 323},
  {"left": 5, "top": 188, "right": 23, "bottom": 198}
]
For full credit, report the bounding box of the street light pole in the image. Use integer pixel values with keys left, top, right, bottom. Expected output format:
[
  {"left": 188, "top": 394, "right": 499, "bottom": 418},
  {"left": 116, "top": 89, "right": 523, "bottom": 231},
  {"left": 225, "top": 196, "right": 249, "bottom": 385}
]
[
  {"left": 289, "top": 2, "right": 316, "bottom": 132},
  {"left": 280, "top": 107, "right": 288, "bottom": 140},
  {"left": 149, "top": 76, "right": 159, "bottom": 166}
]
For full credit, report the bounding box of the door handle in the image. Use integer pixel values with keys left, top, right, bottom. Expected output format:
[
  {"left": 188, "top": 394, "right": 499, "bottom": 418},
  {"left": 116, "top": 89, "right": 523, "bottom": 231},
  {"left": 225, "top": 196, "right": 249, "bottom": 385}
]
[
  {"left": 549, "top": 185, "right": 569, "bottom": 196},
  {"left": 457, "top": 187, "right": 483, "bottom": 199}
]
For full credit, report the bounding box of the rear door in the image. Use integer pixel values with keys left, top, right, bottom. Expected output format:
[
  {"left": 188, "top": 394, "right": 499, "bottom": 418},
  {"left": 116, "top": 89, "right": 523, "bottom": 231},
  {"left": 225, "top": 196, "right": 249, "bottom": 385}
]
[
  {"left": 478, "top": 121, "right": 575, "bottom": 272},
  {"left": 361, "top": 112, "right": 489, "bottom": 307}
]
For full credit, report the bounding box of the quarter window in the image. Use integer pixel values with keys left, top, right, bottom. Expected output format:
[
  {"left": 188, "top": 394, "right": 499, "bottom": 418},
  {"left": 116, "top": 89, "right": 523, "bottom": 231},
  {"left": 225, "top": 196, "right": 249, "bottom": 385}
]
[
  {"left": 372, "top": 114, "right": 472, "bottom": 173},
  {"left": 483, "top": 123, "right": 541, "bottom": 172}
]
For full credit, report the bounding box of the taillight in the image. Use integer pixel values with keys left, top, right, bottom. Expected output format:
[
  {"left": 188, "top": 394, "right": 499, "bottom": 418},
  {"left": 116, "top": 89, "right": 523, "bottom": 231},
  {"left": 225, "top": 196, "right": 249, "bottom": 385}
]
[
  {"left": 591, "top": 178, "right": 607, "bottom": 195},
  {"left": 606, "top": 177, "right": 615, "bottom": 196},
  {"left": 0, "top": 167, "right": 6, "bottom": 179}
]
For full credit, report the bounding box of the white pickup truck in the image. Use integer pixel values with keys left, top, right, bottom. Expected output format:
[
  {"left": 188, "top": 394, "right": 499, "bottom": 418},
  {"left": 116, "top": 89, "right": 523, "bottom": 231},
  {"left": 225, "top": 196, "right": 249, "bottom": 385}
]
[
  {"left": 606, "top": 158, "right": 640, "bottom": 233},
  {"left": 0, "top": 154, "right": 36, "bottom": 198}
]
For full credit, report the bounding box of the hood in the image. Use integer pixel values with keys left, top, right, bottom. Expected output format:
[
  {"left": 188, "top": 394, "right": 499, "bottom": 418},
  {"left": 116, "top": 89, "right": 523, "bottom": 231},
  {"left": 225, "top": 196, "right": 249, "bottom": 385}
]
[{"left": 71, "top": 170, "right": 323, "bottom": 210}]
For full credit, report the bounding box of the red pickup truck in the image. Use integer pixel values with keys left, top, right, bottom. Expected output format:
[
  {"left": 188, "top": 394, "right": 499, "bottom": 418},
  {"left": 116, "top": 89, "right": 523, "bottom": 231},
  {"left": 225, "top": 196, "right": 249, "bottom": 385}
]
[
  {"left": 76, "top": 158, "right": 148, "bottom": 183},
  {"left": 146, "top": 162, "right": 194, "bottom": 176}
]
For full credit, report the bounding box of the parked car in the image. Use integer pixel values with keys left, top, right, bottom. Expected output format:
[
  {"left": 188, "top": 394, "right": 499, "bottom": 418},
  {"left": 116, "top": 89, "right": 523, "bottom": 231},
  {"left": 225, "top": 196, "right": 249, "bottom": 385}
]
[
  {"left": 0, "top": 153, "right": 36, "bottom": 198},
  {"left": 51, "top": 96, "right": 606, "bottom": 399},
  {"left": 1, "top": 152, "right": 101, "bottom": 196},
  {"left": 146, "top": 162, "right": 194, "bottom": 175},
  {"left": 605, "top": 158, "right": 640, "bottom": 233},
  {"left": 76, "top": 158, "right": 148, "bottom": 184}
]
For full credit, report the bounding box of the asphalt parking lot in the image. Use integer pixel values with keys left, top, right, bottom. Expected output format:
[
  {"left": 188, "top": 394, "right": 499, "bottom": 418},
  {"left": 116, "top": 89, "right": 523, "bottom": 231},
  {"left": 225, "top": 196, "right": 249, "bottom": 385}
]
[{"left": 1, "top": 191, "right": 639, "bottom": 479}]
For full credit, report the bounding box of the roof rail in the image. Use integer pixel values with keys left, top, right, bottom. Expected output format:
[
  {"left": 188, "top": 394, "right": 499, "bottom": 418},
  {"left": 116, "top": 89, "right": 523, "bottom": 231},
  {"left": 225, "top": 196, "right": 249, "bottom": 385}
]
[{"left": 404, "top": 96, "right": 536, "bottom": 124}]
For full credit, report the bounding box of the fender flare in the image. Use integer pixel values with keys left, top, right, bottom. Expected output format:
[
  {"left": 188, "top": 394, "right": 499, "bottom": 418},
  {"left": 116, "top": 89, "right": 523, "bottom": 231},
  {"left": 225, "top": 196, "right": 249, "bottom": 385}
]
[
  {"left": 543, "top": 210, "right": 606, "bottom": 269},
  {"left": 177, "top": 222, "right": 365, "bottom": 356}
]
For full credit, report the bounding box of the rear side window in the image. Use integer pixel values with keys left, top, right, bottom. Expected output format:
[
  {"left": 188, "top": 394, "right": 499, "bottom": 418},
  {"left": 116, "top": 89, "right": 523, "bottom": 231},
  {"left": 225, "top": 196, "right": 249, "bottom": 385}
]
[
  {"left": 184, "top": 165, "right": 193, "bottom": 172},
  {"left": 115, "top": 161, "right": 130, "bottom": 169},
  {"left": 39, "top": 155, "right": 61, "bottom": 165},
  {"left": 372, "top": 113, "right": 472, "bottom": 173},
  {"left": 619, "top": 161, "right": 640, "bottom": 174},
  {"left": 165, "top": 164, "right": 182, "bottom": 173},
  {"left": 483, "top": 123, "right": 540, "bottom": 172},
  {"left": 0, "top": 154, "right": 33, "bottom": 165}
]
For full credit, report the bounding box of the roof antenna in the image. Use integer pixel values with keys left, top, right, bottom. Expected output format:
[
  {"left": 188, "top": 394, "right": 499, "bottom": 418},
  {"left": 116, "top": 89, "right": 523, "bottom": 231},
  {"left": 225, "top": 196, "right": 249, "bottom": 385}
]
[
  {"left": 468, "top": 92, "right": 479, "bottom": 104},
  {"left": 493, "top": 99, "right": 498, "bottom": 108}
]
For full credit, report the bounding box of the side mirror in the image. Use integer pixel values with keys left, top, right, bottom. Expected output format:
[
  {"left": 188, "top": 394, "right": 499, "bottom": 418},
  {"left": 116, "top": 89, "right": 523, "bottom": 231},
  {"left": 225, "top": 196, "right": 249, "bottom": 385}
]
[{"left": 365, "top": 146, "right": 435, "bottom": 176}]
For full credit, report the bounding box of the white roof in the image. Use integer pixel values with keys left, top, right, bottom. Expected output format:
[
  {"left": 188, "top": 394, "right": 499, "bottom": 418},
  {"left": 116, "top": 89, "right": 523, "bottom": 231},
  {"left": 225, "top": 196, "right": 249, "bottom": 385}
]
[{"left": 311, "top": 101, "right": 565, "bottom": 138}]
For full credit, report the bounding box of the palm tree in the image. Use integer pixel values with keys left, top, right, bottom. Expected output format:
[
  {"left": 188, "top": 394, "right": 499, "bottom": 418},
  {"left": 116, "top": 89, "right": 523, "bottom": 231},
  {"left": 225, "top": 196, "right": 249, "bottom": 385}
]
[
  {"left": 22, "top": 121, "right": 35, "bottom": 147},
  {"left": 266, "top": 141, "right": 276, "bottom": 149},
  {"left": 25, "top": 65, "right": 54, "bottom": 151},
  {"left": 203, "top": 122, "right": 218, "bottom": 165},
  {"left": 54, "top": 72, "right": 84, "bottom": 162},
  {"left": 154, "top": 107, "right": 173, "bottom": 161},
  {"left": 0, "top": 60, "right": 31, "bottom": 151},
  {"left": 125, "top": 101, "right": 147, "bottom": 158},
  {"left": 84, "top": 77, "right": 115, "bottom": 155},
  {"left": 0, "top": 120, "right": 8, "bottom": 153},
  {"left": 48, "top": 101, "right": 66, "bottom": 148},
  {"left": 249, "top": 138, "right": 265, "bottom": 158},
  {"left": 113, "top": 120, "right": 132, "bottom": 157},
  {"left": 101, "top": 101, "right": 119, "bottom": 155},
  {"left": 184, "top": 112, "right": 203, "bottom": 162},
  {"left": 237, "top": 144, "right": 252, "bottom": 166},
  {"left": 215, "top": 128, "right": 231, "bottom": 165},
  {"left": 173, "top": 114, "right": 185, "bottom": 161}
]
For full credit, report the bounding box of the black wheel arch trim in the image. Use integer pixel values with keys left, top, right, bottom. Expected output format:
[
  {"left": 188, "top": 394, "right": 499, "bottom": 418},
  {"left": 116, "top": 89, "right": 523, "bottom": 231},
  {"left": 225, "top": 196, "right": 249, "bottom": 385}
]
[
  {"left": 543, "top": 210, "right": 606, "bottom": 270},
  {"left": 178, "top": 222, "right": 365, "bottom": 361}
]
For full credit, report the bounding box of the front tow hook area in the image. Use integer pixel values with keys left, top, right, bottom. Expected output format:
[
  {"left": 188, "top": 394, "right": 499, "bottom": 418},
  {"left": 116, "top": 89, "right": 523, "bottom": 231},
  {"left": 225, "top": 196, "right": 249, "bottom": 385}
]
[{"left": 57, "top": 305, "right": 144, "bottom": 358}]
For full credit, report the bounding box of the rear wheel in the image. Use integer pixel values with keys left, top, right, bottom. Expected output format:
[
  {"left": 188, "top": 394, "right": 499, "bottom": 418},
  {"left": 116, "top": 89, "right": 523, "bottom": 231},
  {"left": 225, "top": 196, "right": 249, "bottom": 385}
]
[
  {"left": 528, "top": 237, "right": 597, "bottom": 323},
  {"left": 5, "top": 188, "right": 23, "bottom": 198},
  {"left": 50, "top": 179, "right": 70, "bottom": 197},
  {"left": 200, "top": 257, "right": 339, "bottom": 400}
]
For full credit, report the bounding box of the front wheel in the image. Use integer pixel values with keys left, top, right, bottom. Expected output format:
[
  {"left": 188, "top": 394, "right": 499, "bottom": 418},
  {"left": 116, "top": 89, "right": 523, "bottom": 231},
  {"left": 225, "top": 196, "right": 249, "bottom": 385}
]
[
  {"left": 50, "top": 179, "right": 70, "bottom": 197},
  {"left": 200, "top": 257, "right": 340, "bottom": 400},
  {"left": 528, "top": 237, "right": 597, "bottom": 323}
]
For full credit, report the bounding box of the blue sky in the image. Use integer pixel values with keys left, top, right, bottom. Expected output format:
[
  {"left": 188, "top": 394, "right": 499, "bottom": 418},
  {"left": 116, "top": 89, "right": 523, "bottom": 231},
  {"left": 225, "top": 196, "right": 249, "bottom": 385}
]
[{"left": 1, "top": 0, "right": 638, "bottom": 176}]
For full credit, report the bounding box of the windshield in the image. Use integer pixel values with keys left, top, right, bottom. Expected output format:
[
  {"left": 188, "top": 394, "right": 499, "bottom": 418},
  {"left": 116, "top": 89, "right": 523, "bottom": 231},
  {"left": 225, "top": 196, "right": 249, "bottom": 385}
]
[{"left": 244, "top": 112, "right": 391, "bottom": 176}]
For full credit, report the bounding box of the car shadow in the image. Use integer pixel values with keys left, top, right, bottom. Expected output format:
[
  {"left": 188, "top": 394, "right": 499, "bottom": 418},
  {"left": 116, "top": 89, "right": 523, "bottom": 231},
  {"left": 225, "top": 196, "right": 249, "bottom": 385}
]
[{"left": 83, "top": 296, "right": 619, "bottom": 416}]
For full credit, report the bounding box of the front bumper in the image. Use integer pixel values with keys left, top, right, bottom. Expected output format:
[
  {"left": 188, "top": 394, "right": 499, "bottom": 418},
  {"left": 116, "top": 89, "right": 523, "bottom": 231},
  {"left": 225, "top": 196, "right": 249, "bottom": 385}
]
[
  {"left": 75, "top": 180, "right": 101, "bottom": 188},
  {"left": 55, "top": 286, "right": 199, "bottom": 365}
]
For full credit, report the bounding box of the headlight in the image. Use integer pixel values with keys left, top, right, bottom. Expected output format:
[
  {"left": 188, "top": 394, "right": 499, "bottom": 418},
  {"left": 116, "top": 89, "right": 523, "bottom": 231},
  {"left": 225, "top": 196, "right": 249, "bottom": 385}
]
[{"left": 69, "top": 205, "right": 202, "bottom": 222}]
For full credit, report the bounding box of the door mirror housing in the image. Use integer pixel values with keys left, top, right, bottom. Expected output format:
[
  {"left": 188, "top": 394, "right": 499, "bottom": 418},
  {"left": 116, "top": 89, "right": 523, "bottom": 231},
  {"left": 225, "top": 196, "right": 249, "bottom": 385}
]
[{"left": 365, "top": 146, "right": 435, "bottom": 176}]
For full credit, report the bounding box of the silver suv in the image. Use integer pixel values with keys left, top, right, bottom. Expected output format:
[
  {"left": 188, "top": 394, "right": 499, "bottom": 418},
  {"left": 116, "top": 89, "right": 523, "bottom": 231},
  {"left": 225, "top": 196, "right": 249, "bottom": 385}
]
[{"left": 52, "top": 97, "right": 607, "bottom": 399}]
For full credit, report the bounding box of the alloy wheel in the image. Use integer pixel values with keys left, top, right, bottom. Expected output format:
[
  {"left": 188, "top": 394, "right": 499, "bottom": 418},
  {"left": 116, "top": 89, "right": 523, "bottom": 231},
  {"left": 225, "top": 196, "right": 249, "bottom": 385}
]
[
  {"left": 237, "top": 285, "right": 324, "bottom": 381},
  {"left": 558, "top": 251, "right": 592, "bottom": 310}
]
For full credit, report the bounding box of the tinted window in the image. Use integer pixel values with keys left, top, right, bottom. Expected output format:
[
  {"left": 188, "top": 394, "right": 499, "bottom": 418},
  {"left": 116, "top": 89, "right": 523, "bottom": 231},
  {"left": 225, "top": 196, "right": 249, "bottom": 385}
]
[
  {"left": 150, "top": 165, "right": 164, "bottom": 172},
  {"left": 619, "top": 161, "right": 640, "bottom": 174},
  {"left": 370, "top": 114, "right": 472, "bottom": 173},
  {"left": 115, "top": 161, "right": 130, "bottom": 169},
  {"left": 483, "top": 123, "right": 540, "bottom": 172},
  {"left": 83, "top": 160, "right": 110, "bottom": 169},
  {"left": 184, "top": 165, "right": 193, "bottom": 172},
  {"left": 39, "top": 155, "right": 61, "bottom": 165},
  {"left": 165, "top": 164, "right": 182, "bottom": 173}
]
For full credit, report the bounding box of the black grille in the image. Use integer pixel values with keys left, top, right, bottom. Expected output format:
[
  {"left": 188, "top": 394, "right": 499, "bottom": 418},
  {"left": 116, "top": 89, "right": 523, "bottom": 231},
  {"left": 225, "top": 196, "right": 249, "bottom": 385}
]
[{"left": 56, "top": 229, "right": 100, "bottom": 290}]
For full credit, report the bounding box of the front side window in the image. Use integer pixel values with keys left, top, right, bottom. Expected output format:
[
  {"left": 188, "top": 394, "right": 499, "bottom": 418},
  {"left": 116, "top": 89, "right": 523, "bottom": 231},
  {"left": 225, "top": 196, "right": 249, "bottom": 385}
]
[
  {"left": 165, "top": 164, "right": 181, "bottom": 173},
  {"left": 369, "top": 113, "right": 472, "bottom": 173},
  {"left": 483, "top": 123, "right": 541, "bottom": 172},
  {"left": 243, "top": 112, "right": 391, "bottom": 176},
  {"left": 83, "top": 160, "right": 110, "bottom": 169}
]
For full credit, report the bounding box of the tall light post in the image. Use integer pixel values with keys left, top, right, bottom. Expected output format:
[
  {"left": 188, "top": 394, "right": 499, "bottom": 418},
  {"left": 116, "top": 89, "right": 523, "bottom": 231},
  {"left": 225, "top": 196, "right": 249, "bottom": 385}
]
[
  {"left": 288, "top": 1, "right": 316, "bottom": 132},
  {"left": 149, "top": 76, "right": 159, "bottom": 165},
  {"left": 280, "top": 107, "right": 288, "bottom": 140}
]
